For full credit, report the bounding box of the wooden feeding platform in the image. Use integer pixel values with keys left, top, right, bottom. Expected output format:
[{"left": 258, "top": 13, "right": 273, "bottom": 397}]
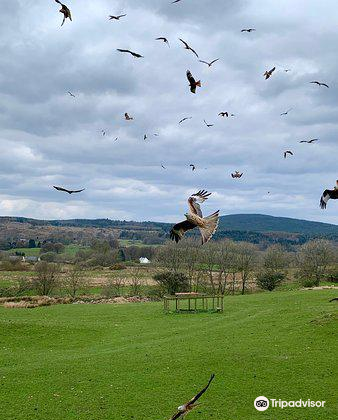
[{"left": 163, "top": 293, "right": 224, "bottom": 314}]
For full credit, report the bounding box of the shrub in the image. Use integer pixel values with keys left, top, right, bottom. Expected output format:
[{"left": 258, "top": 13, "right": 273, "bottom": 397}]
[
  {"left": 32, "top": 262, "right": 61, "bottom": 295},
  {"left": 102, "top": 278, "right": 125, "bottom": 298},
  {"left": 153, "top": 271, "right": 190, "bottom": 295},
  {"left": 40, "top": 252, "right": 59, "bottom": 262},
  {"left": 109, "top": 263, "right": 126, "bottom": 270},
  {"left": 256, "top": 271, "right": 285, "bottom": 291}
]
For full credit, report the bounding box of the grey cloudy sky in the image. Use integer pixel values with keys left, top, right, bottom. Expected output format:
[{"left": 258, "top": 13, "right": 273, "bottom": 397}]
[{"left": 0, "top": 0, "right": 337, "bottom": 224}]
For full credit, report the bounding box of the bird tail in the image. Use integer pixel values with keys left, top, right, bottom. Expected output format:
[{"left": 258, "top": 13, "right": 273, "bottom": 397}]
[
  {"left": 199, "top": 211, "right": 220, "bottom": 244},
  {"left": 196, "top": 80, "right": 201, "bottom": 87}
]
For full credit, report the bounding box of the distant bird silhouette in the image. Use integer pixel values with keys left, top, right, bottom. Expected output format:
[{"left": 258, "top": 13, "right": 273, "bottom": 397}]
[
  {"left": 231, "top": 171, "right": 243, "bottom": 178},
  {"left": 284, "top": 150, "right": 293, "bottom": 158},
  {"left": 67, "top": 91, "right": 75, "bottom": 98},
  {"left": 53, "top": 186, "right": 85, "bottom": 194},
  {"left": 172, "top": 0, "right": 183, "bottom": 3},
  {"left": 186, "top": 70, "right": 201, "bottom": 94},
  {"left": 144, "top": 134, "right": 148, "bottom": 141},
  {"left": 241, "top": 28, "right": 255, "bottom": 32},
  {"left": 179, "top": 39, "right": 199, "bottom": 58},
  {"left": 280, "top": 108, "right": 292, "bottom": 116},
  {"left": 125, "top": 113, "right": 133, "bottom": 120},
  {"left": 117, "top": 49, "right": 143, "bottom": 58},
  {"left": 170, "top": 191, "right": 219, "bottom": 245},
  {"left": 199, "top": 58, "right": 219, "bottom": 67},
  {"left": 299, "top": 138, "right": 318, "bottom": 144},
  {"left": 310, "top": 81, "right": 329, "bottom": 88},
  {"left": 219, "top": 112, "right": 234, "bottom": 117},
  {"left": 320, "top": 180, "right": 338, "bottom": 209},
  {"left": 179, "top": 117, "right": 192, "bottom": 124},
  {"left": 156, "top": 37, "right": 170, "bottom": 47},
  {"left": 189, "top": 164, "right": 196, "bottom": 171},
  {"left": 264, "top": 67, "right": 276, "bottom": 79},
  {"left": 109, "top": 14, "right": 126, "bottom": 20},
  {"left": 161, "top": 164, "right": 166, "bottom": 169},
  {"left": 167, "top": 374, "right": 215, "bottom": 419},
  {"left": 101, "top": 130, "right": 106, "bottom": 136},
  {"left": 284, "top": 69, "right": 291, "bottom": 72},
  {"left": 55, "top": 0, "right": 72, "bottom": 26},
  {"left": 113, "top": 137, "right": 118, "bottom": 142},
  {"left": 203, "top": 119, "right": 214, "bottom": 127}
]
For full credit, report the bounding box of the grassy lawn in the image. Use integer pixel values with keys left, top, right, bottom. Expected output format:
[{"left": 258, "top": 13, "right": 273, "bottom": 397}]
[
  {"left": 0, "top": 290, "right": 337, "bottom": 420},
  {"left": 5, "top": 245, "right": 89, "bottom": 258}
]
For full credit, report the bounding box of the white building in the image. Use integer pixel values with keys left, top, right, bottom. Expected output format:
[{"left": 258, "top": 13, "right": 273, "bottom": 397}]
[{"left": 139, "top": 257, "right": 150, "bottom": 264}]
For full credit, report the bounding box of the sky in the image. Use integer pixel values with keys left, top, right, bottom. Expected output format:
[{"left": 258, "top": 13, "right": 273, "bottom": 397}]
[{"left": 0, "top": 0, "right": 337, "bottom": 224}]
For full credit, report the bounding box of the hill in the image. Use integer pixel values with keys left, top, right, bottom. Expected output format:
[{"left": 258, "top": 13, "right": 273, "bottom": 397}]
[
  {"left": 217, "top": 213, "right": 338, "bottom": 235},
  {"left": 0, "top": 214, "right": 337, "bottom": 249}
]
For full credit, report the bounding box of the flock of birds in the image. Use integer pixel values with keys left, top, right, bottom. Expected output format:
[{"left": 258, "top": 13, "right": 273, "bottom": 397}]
[{"left": 52, "top": 0, "right": 337, "bottom": 249}]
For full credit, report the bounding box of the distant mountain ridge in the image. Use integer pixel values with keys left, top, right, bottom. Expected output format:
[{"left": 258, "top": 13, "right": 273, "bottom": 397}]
[{"left": 0, "top": 214, "right": 337, "bottom": 235}]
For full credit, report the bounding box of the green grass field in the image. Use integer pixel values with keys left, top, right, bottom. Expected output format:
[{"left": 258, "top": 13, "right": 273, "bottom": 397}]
[
  {"left": 5, "top": 245, "right": 88, "bottom": 258},
  {"left": 0, "top": 290, "right": 337, "bottom": 420}
]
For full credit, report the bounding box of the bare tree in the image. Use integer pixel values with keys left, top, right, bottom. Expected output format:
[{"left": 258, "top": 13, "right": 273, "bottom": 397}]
[
  {"left": 155, "top": 242, "right": 184, "bottom": 273},
  {"left": 235, "top": 242, "right": 257, "bottom": 295},
  {"left": 179, "top": 239, "right": 202, "bottom": 291},
  {"left": 297, "top": 240, "right": 334, "bottom": 286},
  {"left": 263, "top": 244, "right": 289, "bottom": 274},
  {"left": 129, "top": 266, "right": 142, "bottom": 296},
  {"left": 63, "top": 264, "right": 87, "bottom": 299},
  {"left": 33, "top": 261, "right": 61, "bottom": 295}
]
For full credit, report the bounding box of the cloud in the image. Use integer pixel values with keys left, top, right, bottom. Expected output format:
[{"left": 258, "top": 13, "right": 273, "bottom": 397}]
[{"left": 0, "top": 0, "right": 337, "bottom": 224}]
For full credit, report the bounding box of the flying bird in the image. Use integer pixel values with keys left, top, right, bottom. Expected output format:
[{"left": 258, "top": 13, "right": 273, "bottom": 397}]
[
  {"left": 170, "top": 192, "right": 219, "bottom": 245},
  {"left": 125, "top": 113, "right": 133, "bottom": 120},
  {"left": 186, "top": 70, "right": 201, "bottom": 94},
  {"left": 280, "top": 108, "right": 292, "bottom": 116},
  {"left": 310, "top": 81, "right": 329, "bottom": 88},
  {"left": 172, "top": 0, "right": 183, "bottom": 3},
  {"left": 144, "top": 134, "right": 148, "bottom": 141},
  {"left": 179, "top": 117, "right": 192, "bottom": 124},
  {"left": 218, "top": 112, "right": 234, "bottom": 117},
  {"left": 53, "top": 186, "right": 85, "bottom": 194},
  {"left": 199, "top": 58, "right": 219, "bottom": 67},
  {"left": 101, "top": 130, "right": 106, "bottom": 136},
  {"left": 117, "top": 49, "right": 143, "bottom": 58},
  {"left": 203, "top": 119, "right": 214, "bottom": 127},
  {"left": 113, "top": 137, "right": 118, "bottom": 142},
  {"left": 167, "top": 374, "right": 215, "bottom": 420},
  {"left": 231, "top": 171, "right": 243, "bottom": 178},
  {"left": 189, "top": 164, "right": 196, "bottom": 171},
  {"left": 264, "top": 67, "right": 276, "bottom": 79},
  {"left": 67, "top": 91, "right": 75, "bottom": 98},
  {"left": 284, "top": 69, "right": 291, "bottom": 72},
  {"left": 161, "top": 164, "right": 166, "bottom": 169},
  {"left": 284, "top": 150, "right": 293, "bottom": 158},
  {"left": 109, "top": 14, "right": 126, "bottom": 20},
  {"left": 156, "top": 37, "right": 170, "bottom": 47},
  {"left": 179, "top": 39, "right": 199, "bottom": 58},
  {"left": 299, "top": 138, "right": 318, "bottom": 144},
  {"left": 55, "top": 0, "right": 72, "bottom": 26},
  {"left": 241, "top": 28, "right": 256, "bottom": 32},
  {"left": 320, "top": 180, "right": 338, "bottom": 209}
]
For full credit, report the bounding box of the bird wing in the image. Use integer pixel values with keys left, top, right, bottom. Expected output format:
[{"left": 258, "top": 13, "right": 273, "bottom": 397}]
[
  {"left": 117, "top": 49, "right": 129, "bottom": 53},
  {"left": 71, "top": 189, "right": 85, "bottom": 194},
  {"left": 179, "top": 38, "right": 189, "bottom": 49},
  {"left": 117, "top": 14, "right": 126, "bottom": 18},
  {"left": 320, "top": 190, "right": 331, "bottom": 209},
  {"left": 188, "top": 197, "right": 202, "bottom": 217},
  {"left": 53, "top": 186, "right": 68, "bottom": 193},
  {"left": 189, "top": 46, "right": 199, "bottom": 58},
  {"left": 199, "top": 60, "right": 209, "bottom": 65},
  {"left": 210, "top": 58, "right": 219, "bottom": 65},
  {"left": 168, "top": 411, "right": 184, "bottom": 420},
  {"left": 186, "top": 374, "right": 215, "bottom": 406},
  {"left": 186, "top": 70, "right": 196, "bottom": 85},
  {"left": 170, "top": 220, "right": 196, "bottom": 243},
  {"left": 322, "top": 83, "right": 329, "bottom": 88}
]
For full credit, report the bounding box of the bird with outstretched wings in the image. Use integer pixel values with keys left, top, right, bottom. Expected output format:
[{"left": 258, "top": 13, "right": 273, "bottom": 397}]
[
  {"left": 186, "top": 70, "right": 201, "bottom": 94},
  {"left": 109, "top": 14, "right": 126, "bottom": 20},
  {"left": 179, "top": 117, "right": 192, "bottom": 124},
  {"left": 264, "top": 67, "right": 275, "bottom": 79},
  {"left": 55, "top": 0, "right": 72, "bottom": 26},
  {"left": 199, "top": 58, "right": 219, "bottom": 67},
  {"left": 170, "top": 191, "right": 219, "bottom": 245},
  {"left": 125, "top": 112, "right": 133, "bottom": 120},
  {"left": 284, "top": 150, "right": 293, "bottom": 158},
  {"left": 310, "top": 81, "right": 329, "bottom": 88},
  {"left": 241, "top": 28, "right": 256, "bottom": 32},
  {"left": 231, "top": 171, "right": 243, "bottom": 178},
  {"left": 156, "top": 37, "right": 170, "bottom": 47},
  {"left": 167, "top": 374, "right": 215, "bottom": 420},
  {"left": 299, "top": 138, "right": 318, "bottom": 144},
  {"left": 53, "top": 186, "right": 85, "bottom": 194}
]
